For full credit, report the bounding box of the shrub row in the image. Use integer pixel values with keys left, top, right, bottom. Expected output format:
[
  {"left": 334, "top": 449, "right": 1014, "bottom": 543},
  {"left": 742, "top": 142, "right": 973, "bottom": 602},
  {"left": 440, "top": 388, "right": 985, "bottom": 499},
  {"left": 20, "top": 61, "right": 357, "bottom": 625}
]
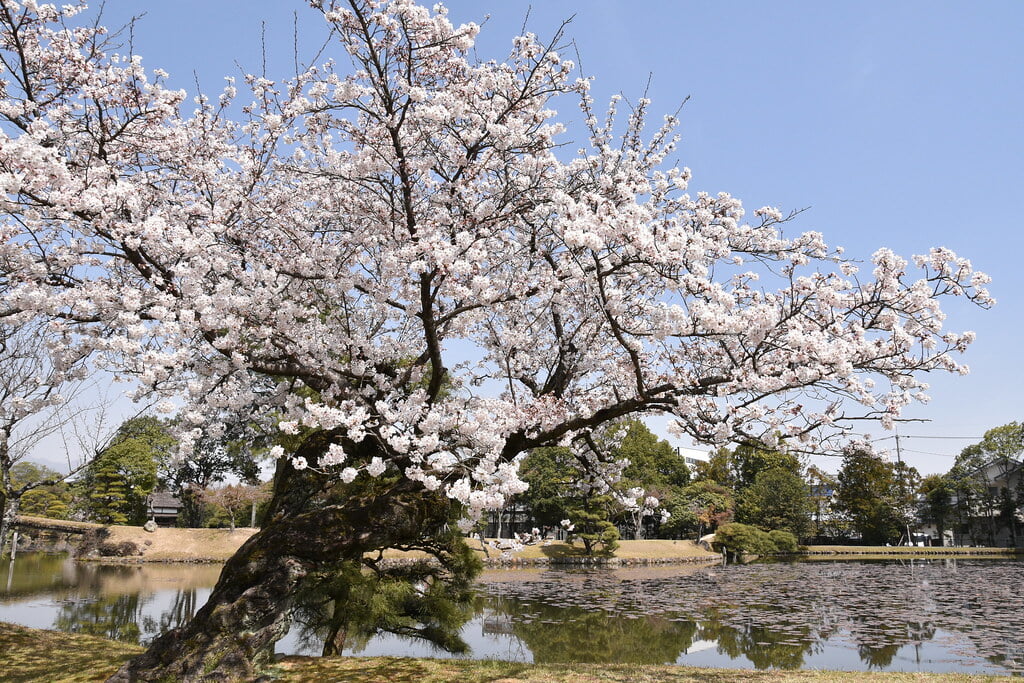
[{"left": 713, "top": 523, "right": 799, "bottom": 555}]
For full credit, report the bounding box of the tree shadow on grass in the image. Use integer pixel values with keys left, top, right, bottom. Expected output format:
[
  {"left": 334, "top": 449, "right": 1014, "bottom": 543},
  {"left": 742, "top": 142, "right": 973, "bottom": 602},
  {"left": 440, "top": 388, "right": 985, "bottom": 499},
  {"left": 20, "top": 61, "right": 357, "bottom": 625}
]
[
  {"left": 0, "top": 621, "right": 140, "bottom": 682},
  {"left": 275, "top": 655, "right": 534, "bottom": 682}
]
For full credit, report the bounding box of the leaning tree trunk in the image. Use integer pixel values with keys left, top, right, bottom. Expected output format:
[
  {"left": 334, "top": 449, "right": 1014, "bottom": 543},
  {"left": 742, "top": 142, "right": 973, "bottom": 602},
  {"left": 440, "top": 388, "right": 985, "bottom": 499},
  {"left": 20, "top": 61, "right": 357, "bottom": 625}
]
[{"left": 109, "top": 433, "right": 452, "bottom": 682}]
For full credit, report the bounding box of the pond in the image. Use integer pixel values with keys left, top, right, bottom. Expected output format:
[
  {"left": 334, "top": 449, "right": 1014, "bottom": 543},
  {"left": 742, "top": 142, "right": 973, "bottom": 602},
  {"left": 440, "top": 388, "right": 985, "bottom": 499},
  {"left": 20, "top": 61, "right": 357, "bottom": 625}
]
[{"left": 2, "top": 554, "right": 1022, "bottom": 675}]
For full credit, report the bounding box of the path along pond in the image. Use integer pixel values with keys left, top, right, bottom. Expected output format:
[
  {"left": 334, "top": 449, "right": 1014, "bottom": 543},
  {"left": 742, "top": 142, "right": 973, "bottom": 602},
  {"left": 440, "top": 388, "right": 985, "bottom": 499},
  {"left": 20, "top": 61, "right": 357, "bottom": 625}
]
[{"left": 2, "top": 553, "right": 1022, "bottom": 675}]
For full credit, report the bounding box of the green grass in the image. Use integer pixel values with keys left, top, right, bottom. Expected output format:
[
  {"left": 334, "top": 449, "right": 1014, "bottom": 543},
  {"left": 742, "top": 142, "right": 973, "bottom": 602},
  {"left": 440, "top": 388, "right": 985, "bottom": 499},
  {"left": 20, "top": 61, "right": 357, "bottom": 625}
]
[{"left": 0, "top": 622, "right": 1009, "bottom": 682}]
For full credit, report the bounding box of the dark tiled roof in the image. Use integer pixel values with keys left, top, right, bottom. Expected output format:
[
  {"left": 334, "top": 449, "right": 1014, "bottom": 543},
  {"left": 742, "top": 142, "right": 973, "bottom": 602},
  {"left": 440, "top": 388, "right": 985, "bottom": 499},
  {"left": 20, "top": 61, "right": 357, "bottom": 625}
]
[{"left": 148, "top": 491, "right": 182, "bottom": 508}]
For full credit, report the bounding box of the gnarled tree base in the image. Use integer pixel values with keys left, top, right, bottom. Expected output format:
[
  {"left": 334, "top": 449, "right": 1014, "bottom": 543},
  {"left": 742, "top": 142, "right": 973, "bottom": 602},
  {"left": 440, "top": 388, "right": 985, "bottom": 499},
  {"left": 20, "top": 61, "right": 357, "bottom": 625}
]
[{"left": 109, "top": 434, "right": 460, "bottom": 682}]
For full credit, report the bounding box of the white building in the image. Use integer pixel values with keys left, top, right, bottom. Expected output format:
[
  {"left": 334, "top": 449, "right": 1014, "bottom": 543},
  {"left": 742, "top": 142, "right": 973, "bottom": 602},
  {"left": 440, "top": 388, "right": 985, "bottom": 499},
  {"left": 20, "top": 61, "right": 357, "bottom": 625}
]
[{"left": 676, "top": 446, "right": 710, "bottom": 471}]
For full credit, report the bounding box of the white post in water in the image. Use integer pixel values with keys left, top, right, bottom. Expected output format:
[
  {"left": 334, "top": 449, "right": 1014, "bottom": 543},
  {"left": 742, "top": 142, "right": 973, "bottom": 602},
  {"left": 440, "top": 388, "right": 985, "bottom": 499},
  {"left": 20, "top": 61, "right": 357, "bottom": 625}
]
[{"left": 9, "top": 531, "right": 18, "bottom": 561}]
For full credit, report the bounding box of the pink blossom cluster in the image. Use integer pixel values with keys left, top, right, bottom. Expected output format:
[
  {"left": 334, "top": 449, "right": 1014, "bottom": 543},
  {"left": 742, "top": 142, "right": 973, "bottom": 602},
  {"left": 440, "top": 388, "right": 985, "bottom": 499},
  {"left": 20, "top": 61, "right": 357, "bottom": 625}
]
[{"left": 0, "top": 1, "right": 992, "bottom": 526}]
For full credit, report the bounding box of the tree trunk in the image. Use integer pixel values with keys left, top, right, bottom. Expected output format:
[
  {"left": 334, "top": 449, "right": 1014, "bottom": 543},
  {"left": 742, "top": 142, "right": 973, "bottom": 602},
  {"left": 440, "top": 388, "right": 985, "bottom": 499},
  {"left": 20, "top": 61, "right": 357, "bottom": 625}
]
[
  {"left": 0, "top": 497, "right": 18, "bottom": 559},
  {"left": 109, "top": 433, "right": 453, "bottom": 682},
  {"left": 321, "top": 601, "right": 346, "bottom": 657}
]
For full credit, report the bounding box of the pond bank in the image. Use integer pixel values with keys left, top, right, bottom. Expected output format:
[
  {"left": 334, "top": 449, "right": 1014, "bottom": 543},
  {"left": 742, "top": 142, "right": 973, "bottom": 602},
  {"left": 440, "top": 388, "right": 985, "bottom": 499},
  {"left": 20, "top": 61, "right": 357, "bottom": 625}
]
[
  {"left": 12, "top": 516, "right": 1021, "bottom": 565},
  {"left": 0, "top": 621, "right": 1004, "bottom": 682},
  {"left": 802, "top": 545, "right": 1021, "bottom": 557}
]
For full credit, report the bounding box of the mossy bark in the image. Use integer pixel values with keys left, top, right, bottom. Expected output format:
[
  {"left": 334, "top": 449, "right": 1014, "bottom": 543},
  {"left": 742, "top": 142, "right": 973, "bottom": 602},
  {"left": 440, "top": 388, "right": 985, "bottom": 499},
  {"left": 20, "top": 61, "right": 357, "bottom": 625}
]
[{"left": 108, "top": 433, "right": 452, "bottom": 682}]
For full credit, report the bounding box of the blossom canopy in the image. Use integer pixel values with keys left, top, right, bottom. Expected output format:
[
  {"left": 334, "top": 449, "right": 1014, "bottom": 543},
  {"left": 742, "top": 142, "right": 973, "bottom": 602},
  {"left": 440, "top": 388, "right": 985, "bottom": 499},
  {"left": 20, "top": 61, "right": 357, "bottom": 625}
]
[{"left": 0, "top": 0, "right": 992, "bottom": 522}]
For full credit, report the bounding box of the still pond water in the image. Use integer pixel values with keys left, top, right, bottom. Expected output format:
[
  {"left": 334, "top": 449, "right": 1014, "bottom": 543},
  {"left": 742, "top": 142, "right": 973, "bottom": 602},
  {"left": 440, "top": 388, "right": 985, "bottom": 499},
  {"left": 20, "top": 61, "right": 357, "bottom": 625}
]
[{"left": 1, "top": 553, "right": 1022, "bottom": 675}]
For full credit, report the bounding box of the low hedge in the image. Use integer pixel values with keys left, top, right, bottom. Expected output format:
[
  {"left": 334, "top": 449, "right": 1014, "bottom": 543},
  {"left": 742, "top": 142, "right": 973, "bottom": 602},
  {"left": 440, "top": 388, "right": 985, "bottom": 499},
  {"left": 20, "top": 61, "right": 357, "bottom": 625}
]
[{"left": 714, "top": 523, "right": 800, "bottom": 556}]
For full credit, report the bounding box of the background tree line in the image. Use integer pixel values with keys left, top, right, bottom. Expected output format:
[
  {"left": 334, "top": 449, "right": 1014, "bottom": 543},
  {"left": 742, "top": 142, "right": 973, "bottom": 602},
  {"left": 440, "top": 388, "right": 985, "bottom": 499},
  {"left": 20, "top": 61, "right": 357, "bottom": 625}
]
[
  {"left": 12, "top": 416, "right": 1021, "bottom": 552},
  {"left": 4, "top": 415, "right": 270, "bottom": 533},
  {"left": 494, "top": 420, "right": 1024, "bottom": 550}
]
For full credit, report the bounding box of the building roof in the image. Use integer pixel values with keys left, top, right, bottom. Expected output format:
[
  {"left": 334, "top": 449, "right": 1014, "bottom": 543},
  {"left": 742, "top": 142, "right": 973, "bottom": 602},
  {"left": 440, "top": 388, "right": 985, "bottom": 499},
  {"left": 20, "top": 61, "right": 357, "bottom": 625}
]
[{"left": 147, "top": 491, "right": 182, "bottom": 508}]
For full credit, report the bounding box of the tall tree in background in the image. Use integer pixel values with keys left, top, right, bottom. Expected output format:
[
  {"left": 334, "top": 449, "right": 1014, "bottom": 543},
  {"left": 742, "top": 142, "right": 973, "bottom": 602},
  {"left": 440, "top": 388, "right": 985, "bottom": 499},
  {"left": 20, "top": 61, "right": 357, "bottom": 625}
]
[
  {"left": 0, "top": 1, "right": 992, "bottom": 678},
  {"left": 77, "top": 416, "right": 174, "bottom": 525},
  {"left": 947, "top": 422, "right": 1023, "bottom": 545},
  {"left": 661, "top": 479, "right": 735, "bottom": 538},
  {"left": 834, "top": 450, "right": 908, "bottom": 544},
  {"left": 616, "top": 420, "right": 688, "bottom": 538},
  {"left": 736, "top": 467, "right": 812, "bottom": 539},
  {"left": 159, "top": 418, "right": 265, "bottom": 528},
  {"left": 918, "top": 474, "right": 953, "bottom": 545},
  {"left": 695, "top": 443, "right": 800, "bottom": 494},
  {"left": 518, "top": 447, "right": 576, "bottom": 529},
  {"left": 200, "top": 483, "right": 270, "bottom": 532}
]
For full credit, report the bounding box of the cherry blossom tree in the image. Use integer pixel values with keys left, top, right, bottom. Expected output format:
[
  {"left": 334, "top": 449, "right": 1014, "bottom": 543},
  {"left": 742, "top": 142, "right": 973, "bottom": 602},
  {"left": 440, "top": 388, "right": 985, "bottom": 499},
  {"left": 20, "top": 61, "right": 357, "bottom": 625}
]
[
  {"left": 0, "top": 0, "right": 992, "bottom": 678},
  {"left": 0, "top": 315, "right": 91, "bottom": 557}
]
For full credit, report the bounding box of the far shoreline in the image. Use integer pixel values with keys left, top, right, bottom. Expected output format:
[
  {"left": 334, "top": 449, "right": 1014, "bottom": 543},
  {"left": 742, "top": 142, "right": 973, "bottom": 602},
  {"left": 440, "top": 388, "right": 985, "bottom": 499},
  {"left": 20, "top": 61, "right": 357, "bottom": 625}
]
[{"left": 12, "top": 516, "right": 1022, "bottom": 566}]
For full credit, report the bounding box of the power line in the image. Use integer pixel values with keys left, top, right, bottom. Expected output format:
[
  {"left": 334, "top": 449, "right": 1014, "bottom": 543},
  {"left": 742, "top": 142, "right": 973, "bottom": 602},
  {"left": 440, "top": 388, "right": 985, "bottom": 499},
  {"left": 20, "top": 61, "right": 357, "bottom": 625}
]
[
  {"left": 900, "top": 448, "right": 957, "bottom": 457},
  {"left": 871, "top": 434, "right": 980, "bottom": 443}
]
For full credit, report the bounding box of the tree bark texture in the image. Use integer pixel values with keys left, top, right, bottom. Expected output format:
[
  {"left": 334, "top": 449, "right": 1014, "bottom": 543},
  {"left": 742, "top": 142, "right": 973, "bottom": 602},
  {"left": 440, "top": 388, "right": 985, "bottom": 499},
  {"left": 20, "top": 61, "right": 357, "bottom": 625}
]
[
  {"left": 0, "top": 497, "right": 18, "bottom": 559},
  {"left": 109, "top": 433, "right": 454, "bottom": 682}
]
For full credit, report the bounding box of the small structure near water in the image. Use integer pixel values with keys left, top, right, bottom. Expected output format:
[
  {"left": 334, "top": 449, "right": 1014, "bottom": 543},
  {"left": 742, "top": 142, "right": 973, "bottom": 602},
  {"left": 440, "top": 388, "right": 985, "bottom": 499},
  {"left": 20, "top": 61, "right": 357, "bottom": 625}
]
[{"left": 146, "top": 492, "right": 183, "bottom": 527}]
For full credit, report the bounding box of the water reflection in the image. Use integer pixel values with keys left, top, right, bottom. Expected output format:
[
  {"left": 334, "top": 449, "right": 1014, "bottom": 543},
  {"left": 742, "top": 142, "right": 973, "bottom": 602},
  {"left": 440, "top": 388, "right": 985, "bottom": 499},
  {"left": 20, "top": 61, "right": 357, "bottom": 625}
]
[
  {"left": 1, "top": 555, "right": 218, "bottom": 645},
  {"left": 1, "top": 554, "right": 1022, "bottom": 675}
]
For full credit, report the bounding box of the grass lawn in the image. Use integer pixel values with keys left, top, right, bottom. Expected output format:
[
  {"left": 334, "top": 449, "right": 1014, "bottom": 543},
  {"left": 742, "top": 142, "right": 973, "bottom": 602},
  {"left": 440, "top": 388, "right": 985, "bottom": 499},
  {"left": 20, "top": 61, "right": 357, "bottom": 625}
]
[{"left": 0, "top": 622, "right": 1008, "bottom": 682}]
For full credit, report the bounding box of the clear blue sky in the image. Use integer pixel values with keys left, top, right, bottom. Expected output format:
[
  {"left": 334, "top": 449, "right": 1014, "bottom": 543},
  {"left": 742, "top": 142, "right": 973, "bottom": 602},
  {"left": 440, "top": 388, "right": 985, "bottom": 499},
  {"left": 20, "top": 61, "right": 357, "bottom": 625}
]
[{"left": 86, "top": 1, "right": 1023, "bottom": 475}]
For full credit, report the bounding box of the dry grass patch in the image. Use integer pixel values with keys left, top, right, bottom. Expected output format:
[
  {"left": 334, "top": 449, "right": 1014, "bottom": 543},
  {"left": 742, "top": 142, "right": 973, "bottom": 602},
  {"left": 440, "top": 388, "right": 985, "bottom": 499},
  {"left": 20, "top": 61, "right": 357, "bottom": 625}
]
[
  {"left": 0, "top": 622, "right": 141, "bottom": 682},
  {"left": 103, "top": 525, "right": 257, "bottom": 562},
  {"left": 0, "top": 624, "right": 1005, "bottom": 682},
  {"left": 273, "top": 656, "right": 1005, "bottom": 682}
]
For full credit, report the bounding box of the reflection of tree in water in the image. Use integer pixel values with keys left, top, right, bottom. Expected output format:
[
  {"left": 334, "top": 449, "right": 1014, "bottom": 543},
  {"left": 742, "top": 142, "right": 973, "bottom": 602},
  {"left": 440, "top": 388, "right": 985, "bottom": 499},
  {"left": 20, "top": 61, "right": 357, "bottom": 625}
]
[
  {"left": 1, "top": 553, "right": 71, "bottom": 598},
  {"left": 474, "top": 560, "right": 1024, "bottom": 674},
  {"left": 488, "top": 597, "right": 696, "bottom": 664},
  {"left": 291, "top": 559, "right": 478, "bottom": 657},
  {"left": 141, "top": 588, "right": 200, "bottom": 639},
  {"left": 850, "top": 615, "right": 937, "bottom": 669},
  {"left": 289, "top": 522, "right": 481, "bottom": 659},
  {"left": 49, "top": 563, "right": 204, "bottom": 646},
  {"left": 54, "top": 592, "right": 144, "bottom": 643},
  {"left": 696, "top": 605, "right": 813, "bottom": 669}
]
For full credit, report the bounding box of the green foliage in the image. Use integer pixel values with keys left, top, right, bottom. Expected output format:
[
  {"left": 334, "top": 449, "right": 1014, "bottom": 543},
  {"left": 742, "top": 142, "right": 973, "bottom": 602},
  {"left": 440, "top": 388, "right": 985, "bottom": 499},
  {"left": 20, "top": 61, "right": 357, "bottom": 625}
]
[
  {"left": 968, "top": 422, "right": 1024, "bottom": 462},
  {"left": 292, "top": 499, "right": 481, "bottom": 657},
  {"left": 614, "top": 421, "right": 689, "bottom": 539},
  {"left": 713, "top": 522, "right": 778, "bottom": 555},
  {"left": 919, "top": 474, "right": 953, "bottom": 541},
  {"left": 518, "top": 446, "right": 576, "bottom": 527},
  {"left": 945, "top": 422, "right": 1023, "bottom": 545},
  {"left": 520, "top": 422, "right": 688, "bottom": 541},
  {"left": 695, "top": 443, "right": 801, "bottom": 493},
  {"left": 736, "top": 467, "right": 812, "bottom": 539},
  {"left": 566, "top": 496, "right": 620, "bottom": 555},
  {"left": 87, "top": 460, "right": 130, "bottom": 525},
  {"left": 834, "top": 450, "right": 910, "bottom": 545},
  {"left": 10, "top": 462, "right": 72, "bottom": 520},
  {"left": 767, "top": 529, "right": 799, "bottom": 553},
  {"left": 660, "top": 480, "right": 734, "bottom": 538},
  {"left": 617, "top": 421, "right": 690, "bottom": 493},
  {"left": 79, "top": 416, "right": 175, "bottom": 525}
]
